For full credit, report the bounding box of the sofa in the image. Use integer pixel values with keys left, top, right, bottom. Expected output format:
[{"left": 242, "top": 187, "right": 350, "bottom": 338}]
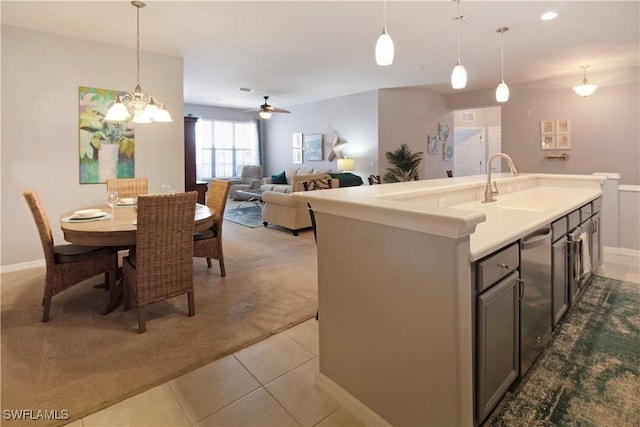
[
  {"left": 260, "top": 167, "right": 330, "bottom": 193},
  {"left": 262, "top": 174, "right": 339, "bottom": 235},
  {"left": 228, "top": 165, "right": 263, "bottom": 199}
]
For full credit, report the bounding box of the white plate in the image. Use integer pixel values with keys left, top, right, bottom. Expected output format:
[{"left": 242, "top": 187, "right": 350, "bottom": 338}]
[
  {"left": 73, "top": 208, "right": 102, "bottom": 218},
  {"left": 117, "top": 198, "right": 136, "bottom": 206},
  {"left": 70, "top": 211, "right": 108, "bottom": 220}
]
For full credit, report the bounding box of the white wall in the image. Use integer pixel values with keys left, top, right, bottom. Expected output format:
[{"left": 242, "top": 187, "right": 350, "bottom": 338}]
[
  {"left": 263, "top": 91, "right": 378, "bottom": 178},
  {"left": 1, "top": 26, "right": 184, "bottom": 267}
]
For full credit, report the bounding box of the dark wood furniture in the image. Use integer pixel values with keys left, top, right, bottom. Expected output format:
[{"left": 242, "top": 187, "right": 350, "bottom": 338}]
[{"left": 184, "top": 116, "right": 208, "bottom": 204}]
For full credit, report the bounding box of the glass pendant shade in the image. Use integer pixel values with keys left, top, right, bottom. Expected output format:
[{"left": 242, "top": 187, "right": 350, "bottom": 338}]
[
  {"left": 573, "top": 66, "right": 598, "bottom": 97},
  {"left": 258, "top": 111, "right": 272, "bottom": 119},
  {"left": 573, "top": 83, "right": 598, "bottom": 97},
  {"left": 104, "top": 99, "right": 131, "bottom": 121},
  {"left": 451, "top": 64, "right": 467, "bottom": 89},
  {"left": 496, "top": 82, "right": 510, "bottom": 103},
  {"left": 375, "top": 28, "right": 394, "bottom": 66}
]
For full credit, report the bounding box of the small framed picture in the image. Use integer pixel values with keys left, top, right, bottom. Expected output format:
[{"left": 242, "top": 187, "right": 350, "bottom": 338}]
[
  {"left": 427, "top": 135, "right": 438, "bottom": 154},
  {"left": 541, "top": 135, "right": 556, "bottom": 150},
  {"left": 540, "top": 120, "right": 555, "bottom": 135},
  {"left": 438, "top": 121, "right": 450, "bottom": 141},
  {"left": 556, "top": 119, "right": 571, "bottom": 134},
  {"left": 292, "top": 148, "right": 303, "bottom": 164},
  {"left": 556, "top": 134, "right": 572, "bottom": 149},
  {"left": 443, "top": 142, "right": 453, "bottom": 161},
  {"left": 292, "top": 132, "right": 303, "bottom": 148}
]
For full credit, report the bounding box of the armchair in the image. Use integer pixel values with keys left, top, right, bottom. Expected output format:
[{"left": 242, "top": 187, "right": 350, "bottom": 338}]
[{"left": 228, "top": 165, "right": 263, "bottom": 200}]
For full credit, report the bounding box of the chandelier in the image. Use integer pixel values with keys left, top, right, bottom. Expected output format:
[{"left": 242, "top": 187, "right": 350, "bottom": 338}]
[
  {"left": 572, "top": 65, "right": 598, "bottom": 97},
  {"left": 105, "top": 1, "right": 172, "bottom": 123}
]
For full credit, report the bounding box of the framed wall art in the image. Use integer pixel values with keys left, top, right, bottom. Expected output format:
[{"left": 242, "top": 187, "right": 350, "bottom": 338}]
[
  {"left": 293, "top": 148, "right": 303, "bottom": 164},
  {"left": 303, "top": 133, "right": 323, "bottom": 161},
  {"left": 79, "top": 86, "right": 135, "bottom": 184},
  {"left": 556, "top": 134, "right": 571, "bottom": 149},
  {"left": 443, "top": 142, "right": 453, "bottom": 161},
  {"left": 438, "top": 121, "right": 450, "bottom": 141},
  {"left": 427, "top": 135, "right": 439, "bottom": 154},
  {"left": 540, "top": 120, "right": 555, "bottom": 135},
  {"left": 541, "top": 135, "right": 556, "bottom": 150},
  {"left": 292, "top": 132, "right": 303, "bottom": 148},
  {"left": 556, "top": 119, "right": 571, "bottom": 134}
]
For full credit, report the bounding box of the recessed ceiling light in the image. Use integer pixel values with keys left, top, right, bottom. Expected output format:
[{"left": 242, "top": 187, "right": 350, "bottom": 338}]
[{"left": 540, "top": 11, "right": 558, "bottom": 21}]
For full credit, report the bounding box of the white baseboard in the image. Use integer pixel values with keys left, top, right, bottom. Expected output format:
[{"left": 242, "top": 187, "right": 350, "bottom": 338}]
[
  {"left": 315, "top": 372, "right": 391, "bottom": 427},
  {"left": 604, "top": 246, "right": 640, "bottom": 258},
  {"left": 0, "top": 259, "right": 45, "bottom": 274}
]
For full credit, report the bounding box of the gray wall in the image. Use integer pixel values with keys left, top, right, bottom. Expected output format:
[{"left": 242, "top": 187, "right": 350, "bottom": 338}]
[
  {"left": 379, "top": 88, "right": 453, "bottom": 180},
  {"left": 1, "top": 26, "right": 184, "bottom": 267},
  {"left": 263, "top": 91, "right": 379, "bottom": 178},
  {"left": 447, "top": 83, "right": 640, "bottom": 185}
]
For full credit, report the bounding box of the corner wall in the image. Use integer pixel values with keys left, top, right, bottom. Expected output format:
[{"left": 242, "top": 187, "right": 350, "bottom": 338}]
[{"left": 1, "top": 26, "right": 184, "bottom": 267}]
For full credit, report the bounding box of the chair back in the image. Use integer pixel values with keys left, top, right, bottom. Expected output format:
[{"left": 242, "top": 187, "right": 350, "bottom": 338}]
[
  {"left": 23, "top": 190, "right": 56, "bottom": 267},
  {"left": 239, "top": 165, "right": 263, "bottom": 184},
  {"left": 106, "top": 177, "right": 149, "bottom": 199},
  {"left": 447, "top": 170, "right": 453, "bottom": 178},
  {"left": 207, "top": 179, "right": 231, "bottom": 231},
  {"left": 134, "top": 191, "right": 197, "bottom": 303},
  {"left": 367, "top": 175, "right": 381, "bottom": 185}
]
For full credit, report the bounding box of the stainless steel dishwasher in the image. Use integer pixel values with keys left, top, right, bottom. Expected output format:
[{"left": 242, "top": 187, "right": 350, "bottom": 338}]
[{"left": 519, "top": 227, "right": 552, "bottom": 377}]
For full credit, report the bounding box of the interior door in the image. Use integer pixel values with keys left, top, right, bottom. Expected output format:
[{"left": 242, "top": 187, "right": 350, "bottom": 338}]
[{"left": 453, "top": 128, "right": 485, "bottom": 177}]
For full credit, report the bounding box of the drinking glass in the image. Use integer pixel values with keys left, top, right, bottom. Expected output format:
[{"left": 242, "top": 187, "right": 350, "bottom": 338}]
[{"left": 107, "top": 190, "right": 119, "bottom": 218}]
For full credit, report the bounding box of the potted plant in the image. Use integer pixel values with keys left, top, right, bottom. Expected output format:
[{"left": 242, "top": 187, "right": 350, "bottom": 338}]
[{"left": 383, "top": 143, "right": 423, "bottom": 182}]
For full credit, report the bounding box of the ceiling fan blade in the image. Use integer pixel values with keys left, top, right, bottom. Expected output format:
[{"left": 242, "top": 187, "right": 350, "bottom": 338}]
[{"left": 269, "top": 107, "right": 290, "bottom": 114}]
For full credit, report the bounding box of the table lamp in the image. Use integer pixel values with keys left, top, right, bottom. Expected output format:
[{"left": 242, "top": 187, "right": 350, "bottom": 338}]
[{"left": 337, "top": 158, "right": 355, "bottom": 173}]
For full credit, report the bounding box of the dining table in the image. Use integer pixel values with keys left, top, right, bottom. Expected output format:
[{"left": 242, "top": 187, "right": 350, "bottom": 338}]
[{"left": 59, "top": 202, "right": 215, "bottom": 313}]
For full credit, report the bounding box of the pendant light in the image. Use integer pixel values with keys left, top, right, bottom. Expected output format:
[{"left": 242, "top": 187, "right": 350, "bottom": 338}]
[
  {"left": 573, "top": 65, "right": 598, "bottom": 97},
  {"left": 495, "top": 27, "right": 510, "bottom": 103},
  {"left": 375, "top": 0, "right": 394, "bottom": 66},
  {"left": 105, "top": 1, "right": 172, "bottom": 123},
  {"left": 451, "top": 0, "right": 467, "bottom": 89}
]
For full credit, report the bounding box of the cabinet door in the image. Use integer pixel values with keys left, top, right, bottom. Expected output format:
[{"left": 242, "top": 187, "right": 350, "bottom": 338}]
[
  {"left": 591, "top": 213, "right": 601, "bottom": 270},
  {"left": 552, "top": 237, "right": 569, "bottom": 327},
  {"left": 477, "top": 271, "right": 520, "bottom": 423}
]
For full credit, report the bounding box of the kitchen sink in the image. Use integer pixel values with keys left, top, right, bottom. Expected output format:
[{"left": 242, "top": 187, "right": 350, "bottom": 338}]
[{"left": 494, "top": 197, "right": 565, "bottom": 212}]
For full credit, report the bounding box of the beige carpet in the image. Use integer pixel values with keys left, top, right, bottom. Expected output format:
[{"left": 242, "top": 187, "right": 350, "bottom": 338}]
[{"left": 1, "top": 219, "right": 318, "bottom": 427}]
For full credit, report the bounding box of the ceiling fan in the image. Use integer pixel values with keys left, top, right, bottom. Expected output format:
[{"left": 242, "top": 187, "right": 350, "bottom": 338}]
[{"left": 255, "top": 96, "right": 290, "bottom": 119}]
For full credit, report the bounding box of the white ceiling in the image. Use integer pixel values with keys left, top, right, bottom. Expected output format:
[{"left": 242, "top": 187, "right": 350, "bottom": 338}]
[{"left": 2, "top": 1, "right": 639, "bottom": 111}]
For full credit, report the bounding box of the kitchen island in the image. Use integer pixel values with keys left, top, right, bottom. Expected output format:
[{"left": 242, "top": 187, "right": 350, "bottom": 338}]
[{"left": 292, "top": 173, "right": 604, "bottom": 427}]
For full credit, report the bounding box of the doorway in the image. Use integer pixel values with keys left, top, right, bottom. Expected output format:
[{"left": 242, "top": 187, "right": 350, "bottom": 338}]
[{"left": 452, "top": 107, "right": 502, "bottom": 177}]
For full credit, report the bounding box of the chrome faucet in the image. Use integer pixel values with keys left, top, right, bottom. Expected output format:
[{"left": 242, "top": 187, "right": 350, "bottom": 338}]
[{"left": 482, "top": 153, "right": 519, "bottom": 203}]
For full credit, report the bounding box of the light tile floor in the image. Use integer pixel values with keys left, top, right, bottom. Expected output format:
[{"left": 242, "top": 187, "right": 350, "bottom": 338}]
[{"left": 66, "top": 252, "right": 638, "bottom": 427}]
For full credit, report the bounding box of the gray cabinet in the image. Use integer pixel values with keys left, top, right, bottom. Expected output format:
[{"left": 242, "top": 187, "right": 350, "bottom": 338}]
[
  {"left": 552, "top": 236, "right": 569, "bottom": 327},
  {"left": 476, "top": 270, "right": 520, "bottom": 423},
  {"left": 475, "top": 243, "right": 520, "bottom": 424}
]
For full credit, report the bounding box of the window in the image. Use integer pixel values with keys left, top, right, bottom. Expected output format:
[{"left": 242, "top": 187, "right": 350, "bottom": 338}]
[{"left": 195, "top": 119, "right": 260, "bottom": 179}]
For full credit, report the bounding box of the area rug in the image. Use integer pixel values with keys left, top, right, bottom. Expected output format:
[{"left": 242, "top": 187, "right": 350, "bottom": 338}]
[
  {"left": 224, "top": 205, "right": 263, "bottom": 228},
  {"left": 1, "top": 251, "right": 317, "bottom": 427},
  {"left": 486, "top": 275, "right": 640, "bottom": 426}
]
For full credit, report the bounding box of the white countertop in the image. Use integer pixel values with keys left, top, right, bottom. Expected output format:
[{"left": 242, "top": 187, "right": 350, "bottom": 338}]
[{"left": 292, "top": 173, "right": 604, "bottom": 261}]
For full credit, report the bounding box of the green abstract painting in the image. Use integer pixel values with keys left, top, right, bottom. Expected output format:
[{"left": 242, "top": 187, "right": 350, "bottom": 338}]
[{"left": 79, "top": 86, "right": 135, "bottom": 184}]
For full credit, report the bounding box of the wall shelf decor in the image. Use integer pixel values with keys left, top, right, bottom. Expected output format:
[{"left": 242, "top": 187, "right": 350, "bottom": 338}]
[{"left": 544, "top": 152, "right": 569, "bottom": 161}]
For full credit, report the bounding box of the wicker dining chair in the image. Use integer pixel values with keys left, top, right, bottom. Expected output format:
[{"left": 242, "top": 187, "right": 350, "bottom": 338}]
[
  {"left": 193, "top": 179, "right": 231, "bottom": 276},
  {"left": 122, "top": 191, "right": 198, "bottom": 333},
  {"left": 106, "top": 177, "right": 148, "bottom": 199},
  {"left": 23, "top": 190, "right": 117, "bottom": 322}
]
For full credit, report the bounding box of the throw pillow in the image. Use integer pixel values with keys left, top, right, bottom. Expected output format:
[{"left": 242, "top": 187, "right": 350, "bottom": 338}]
[
  {"left": 271, "top": 171, "right": 287, "bottom": 184},
  {"left": 303, "top": 178, "right": 333, "bottom": 191}
]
